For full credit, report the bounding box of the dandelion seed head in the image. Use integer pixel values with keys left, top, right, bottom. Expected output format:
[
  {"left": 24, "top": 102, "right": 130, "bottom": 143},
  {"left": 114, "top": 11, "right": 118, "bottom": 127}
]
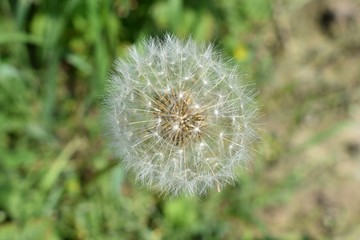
[{"left": 104, "top": 35, "right": 258, "bottom": 196}]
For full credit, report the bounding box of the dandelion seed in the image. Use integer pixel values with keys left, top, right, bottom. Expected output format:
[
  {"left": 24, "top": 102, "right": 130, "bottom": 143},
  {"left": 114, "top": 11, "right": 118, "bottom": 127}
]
[{"left": 104, "top": 35, "right": 258, "bottom": 196}]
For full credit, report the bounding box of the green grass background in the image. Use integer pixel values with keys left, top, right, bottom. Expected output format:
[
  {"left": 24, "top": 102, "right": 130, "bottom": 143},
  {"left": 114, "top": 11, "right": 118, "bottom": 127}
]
[{"left": 1, "top": 0, "right": 360, "bottom": 239}]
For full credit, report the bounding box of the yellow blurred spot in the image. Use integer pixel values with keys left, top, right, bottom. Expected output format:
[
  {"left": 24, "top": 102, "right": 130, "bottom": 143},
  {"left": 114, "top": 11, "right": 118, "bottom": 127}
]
[
  {"left": 234, "top": 44, "right": 248, "bottom": 61},
  {"left": 67, "top": 178, "right": 80, "bottom": 195}
]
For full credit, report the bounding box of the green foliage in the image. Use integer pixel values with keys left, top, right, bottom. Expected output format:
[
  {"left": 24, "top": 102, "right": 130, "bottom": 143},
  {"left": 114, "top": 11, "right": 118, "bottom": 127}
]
[{"left": 1, "top": 0, "right": 356, "bottom": 239}]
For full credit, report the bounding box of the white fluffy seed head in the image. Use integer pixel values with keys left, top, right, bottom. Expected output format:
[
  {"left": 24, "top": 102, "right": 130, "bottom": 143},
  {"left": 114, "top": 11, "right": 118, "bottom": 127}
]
[{"left": 104, "top": 35, "right": 258, "bottom": 196}]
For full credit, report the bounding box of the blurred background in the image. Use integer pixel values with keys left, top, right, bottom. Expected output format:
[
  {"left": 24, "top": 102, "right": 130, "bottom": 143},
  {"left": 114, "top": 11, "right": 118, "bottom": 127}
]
[{"left": 1, "top": 0, "right": 360, "bottom": 239}]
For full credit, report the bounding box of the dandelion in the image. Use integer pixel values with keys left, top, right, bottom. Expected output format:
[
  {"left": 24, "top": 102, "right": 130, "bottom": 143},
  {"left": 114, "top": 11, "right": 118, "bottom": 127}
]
[{"left": 104, "top": 35, "right": 258, "bottom": 196}]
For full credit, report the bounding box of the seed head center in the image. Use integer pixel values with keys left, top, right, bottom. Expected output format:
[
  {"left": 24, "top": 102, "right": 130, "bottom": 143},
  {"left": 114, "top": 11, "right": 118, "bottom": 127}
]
[{"left": 153, "top": 91, "right": 206, "bottom": 147}]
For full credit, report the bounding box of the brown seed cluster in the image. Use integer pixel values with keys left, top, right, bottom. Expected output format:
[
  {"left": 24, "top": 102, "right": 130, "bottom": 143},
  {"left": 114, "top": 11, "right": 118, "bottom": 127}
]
[{"left": 152, "top": 91, "right": 206, "bottom": 147}]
